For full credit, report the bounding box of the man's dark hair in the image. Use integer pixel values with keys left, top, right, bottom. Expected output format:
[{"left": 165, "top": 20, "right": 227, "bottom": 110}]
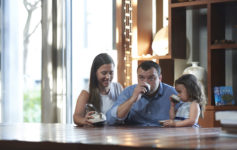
[{"left": 137, "top": 61, "right": 161, "bottom": 76}]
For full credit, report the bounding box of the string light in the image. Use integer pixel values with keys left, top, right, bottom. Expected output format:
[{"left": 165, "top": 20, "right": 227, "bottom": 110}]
[
  {"left": 125, "top": 26, "right": 130, "bottom": 29},
  {"left": 123, "top": 0, "right": 133, "bottom": 86},
  {"left": 125, "top": 13, "right": 130, "bottom": 17},
  {"left": 123, "top": 0, "right": 132, "bottom": 87},
  {"left": 125, "top": 0, "right": 130, "bottom": 4}
]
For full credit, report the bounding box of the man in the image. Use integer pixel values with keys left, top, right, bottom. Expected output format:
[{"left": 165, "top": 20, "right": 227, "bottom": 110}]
[{"left": 106, "top": 61, "right": 178, "bottom": 126}]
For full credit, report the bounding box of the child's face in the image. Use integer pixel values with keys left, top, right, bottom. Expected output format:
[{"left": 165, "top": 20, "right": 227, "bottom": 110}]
[
  {"left": 175, "top": 84, "right": 189, "bottom": 102},
  {"left": 96, "top": 63, "right": 114, "bottom": 88}
]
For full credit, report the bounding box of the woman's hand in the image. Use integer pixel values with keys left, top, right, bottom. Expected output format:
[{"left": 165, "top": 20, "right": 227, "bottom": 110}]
[
  {"left": 82, "top": 111, "right": 96, "bottom": 127},
  {"left": 73, "top": 90, "right": 95, "bottom": 127}
]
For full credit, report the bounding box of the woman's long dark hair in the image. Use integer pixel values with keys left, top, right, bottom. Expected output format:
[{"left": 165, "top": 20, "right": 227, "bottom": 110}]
[
  {"left": 175, "top": 74, "right": 206, "bottom": 118},
  {"left": 88, "top": 53, "right": 114, "bottom": 112}
]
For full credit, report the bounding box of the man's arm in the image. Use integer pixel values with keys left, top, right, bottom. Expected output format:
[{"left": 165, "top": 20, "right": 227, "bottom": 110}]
[
  {"left": 106, "top": 88, "right": 133, "bottom": 125},
  {"left": 117, "top": 83, "right": 146, "bottom": 118},
  {"left": 116, "top": 95, "right": 137, "bottom": 118},
  {"left": 106, "top": 84, "right": 147, "bottom": 125}
]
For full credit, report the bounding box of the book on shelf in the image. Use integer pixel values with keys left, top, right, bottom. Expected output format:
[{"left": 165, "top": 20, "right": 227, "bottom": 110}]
[{"left": 214, "top": 86, "right": 235, "bottom": 106}]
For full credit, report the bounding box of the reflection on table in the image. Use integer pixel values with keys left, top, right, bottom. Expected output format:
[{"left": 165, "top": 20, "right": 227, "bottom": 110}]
[{"left": 0, "top": 123, "right": 237, "bottom": 150}]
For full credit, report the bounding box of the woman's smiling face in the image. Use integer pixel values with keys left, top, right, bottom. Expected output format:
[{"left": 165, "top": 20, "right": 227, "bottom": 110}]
[{"left": 96, "top": 63, "right": 114, "bottom": 88}]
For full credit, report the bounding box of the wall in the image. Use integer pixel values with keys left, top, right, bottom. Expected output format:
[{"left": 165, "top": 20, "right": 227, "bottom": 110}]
[
  {"left": 226, "top": 4, "right": 237, "bottom": 103},
  {"left": 174, "top": 8, "right": 207, "bottom": 83}
]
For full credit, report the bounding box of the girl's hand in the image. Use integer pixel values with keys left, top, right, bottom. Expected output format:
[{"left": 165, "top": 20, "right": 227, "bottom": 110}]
[
  {"left": 169, "top": 97, "right": 176, "bottom": 107},
  {"left": 163, "top": 120, "right": 176, "bottom": 127},
  {"left": 170, "top": 94, "right": 181, "bottom": 107}
]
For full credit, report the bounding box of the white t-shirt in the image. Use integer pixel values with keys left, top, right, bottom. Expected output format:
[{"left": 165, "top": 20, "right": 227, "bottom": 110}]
[{"left": 84, "top": 82, "right": 123, "bottom": 114}]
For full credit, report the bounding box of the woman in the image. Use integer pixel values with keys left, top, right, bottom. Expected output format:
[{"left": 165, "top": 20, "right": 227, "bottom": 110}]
[{"left": 73, "top": 53, "right": 123, "bottom": 126}]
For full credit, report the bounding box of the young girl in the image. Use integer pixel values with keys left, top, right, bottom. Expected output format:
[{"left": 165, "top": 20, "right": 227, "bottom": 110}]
[
  {"left": 163, "top": 74, "right": 206, "bottom": 127},
  {"left": 73, "top": 53, "right": 123, "bottom": 126}
]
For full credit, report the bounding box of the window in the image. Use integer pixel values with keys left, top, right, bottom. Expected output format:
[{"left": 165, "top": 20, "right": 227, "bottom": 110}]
[
  {"left": 0, "top": 0, "right": 116, "bottom": 123},
  {"left": 71, "top": 0, "right": 117, "bottom": 119},
  {"left": 0, "top": 0, "right": 42, "bottom": 122}
]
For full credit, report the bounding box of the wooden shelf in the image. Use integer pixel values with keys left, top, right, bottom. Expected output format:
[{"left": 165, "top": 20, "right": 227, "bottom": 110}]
[
  {"left": 206, "top": 105, "right": 237, "bottom": 111},
  {"left": 170, "top": 0, "right": 207, "bottom": 8},
  {"left": 210, "top": 43, "right": 237, "bottom": 50},
  {"left": 169, "top": 0, "right": 237, "bottom": 127},
  {"left": 171, "top": 0, "right": 237, "bottom": 5},
  {"left": 132, "top": 55, "right": 171, "bottom": 61},
  {"left": 210, "top": 0, "right": 237, "bottom": 4},
  {"left": 170, "top": 0, "right": 237, "bottom": 8}
]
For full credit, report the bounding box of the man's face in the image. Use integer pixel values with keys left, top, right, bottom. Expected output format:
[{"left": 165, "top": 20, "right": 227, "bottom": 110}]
[{"left": 137, "top": 67, "right": 161, "bottom": 95}]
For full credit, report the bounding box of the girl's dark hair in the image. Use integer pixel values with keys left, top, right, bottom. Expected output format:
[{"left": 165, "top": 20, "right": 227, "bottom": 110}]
[
  {"left": 88, "top": 53, "right": 114, "bottom": 112},
  {"left": 175, "top": 74, "right": 206, "bottom": 118},
  {"left": 137, "top": 61, "right": 161, "bottom": 76}
]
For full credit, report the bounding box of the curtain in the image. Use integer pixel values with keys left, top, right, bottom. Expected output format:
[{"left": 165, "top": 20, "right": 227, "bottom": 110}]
[
  {"left": 41, "top": 0, "right": 71, "bottom": 123},
  {"left": 0, "top": 0, "right": 23, "bottom": 123}
]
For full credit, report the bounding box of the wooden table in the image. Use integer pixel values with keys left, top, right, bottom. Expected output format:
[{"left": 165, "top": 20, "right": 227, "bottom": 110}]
[{"left": 0, "top": 123, "right": 237, "bottom": 150}]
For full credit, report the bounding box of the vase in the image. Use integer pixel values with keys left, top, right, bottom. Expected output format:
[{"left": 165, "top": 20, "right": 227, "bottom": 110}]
[{"left": 183, "top": 62, "right": 207, "bottom": 94}]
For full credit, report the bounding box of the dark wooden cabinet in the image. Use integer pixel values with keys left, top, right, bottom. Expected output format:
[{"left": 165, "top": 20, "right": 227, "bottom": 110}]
[
  {"left": 131, "top": 0, "right": 186, "bottom": 86},
  {"left": 169, "top": 0, "right": 237, "bottom": 127}
]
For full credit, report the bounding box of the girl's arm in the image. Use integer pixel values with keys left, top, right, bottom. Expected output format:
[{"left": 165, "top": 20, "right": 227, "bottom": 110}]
[
  {"left": 164, "top": 102, "right": 200, "bottom": 127},
  {"left": 169, "top": 100, "right": 176, "bottom": 120},
  {"left": 171, "top": 102, "right": 200, "bottom": 127},
  {"left": 73, "top": 90, "right": 94, "bottom": 126}
]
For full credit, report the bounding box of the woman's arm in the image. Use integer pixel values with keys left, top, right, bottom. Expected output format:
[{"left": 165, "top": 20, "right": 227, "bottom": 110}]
[{"left": 73, "top": 90, "right": 94, "bottom": 126}]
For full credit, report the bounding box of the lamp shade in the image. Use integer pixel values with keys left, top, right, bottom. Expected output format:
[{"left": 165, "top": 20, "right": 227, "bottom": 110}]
[{"left": 152, "top": 26, "right": 168, "bottom": 56}]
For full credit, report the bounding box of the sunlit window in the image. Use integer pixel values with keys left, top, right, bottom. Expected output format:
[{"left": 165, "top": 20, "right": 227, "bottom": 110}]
[
  {"left": 1, "top": 0, "right": 116, "bottom": 123},
  {"left": 0, "top": 0, "right": 42, "bottom": 123},
  {"left": 22, "top": 0, "right": 42, "bottom": 123}
]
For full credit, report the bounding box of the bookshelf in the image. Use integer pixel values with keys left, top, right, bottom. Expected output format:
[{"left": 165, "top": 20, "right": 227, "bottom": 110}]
[{"left": 169, "top": 0, "right": 237, "bottom": 127}]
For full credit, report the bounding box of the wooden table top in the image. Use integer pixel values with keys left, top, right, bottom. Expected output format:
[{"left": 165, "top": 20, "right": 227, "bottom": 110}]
[{"left": 0, "top": 123, "right": 237, "bottom": 150}]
